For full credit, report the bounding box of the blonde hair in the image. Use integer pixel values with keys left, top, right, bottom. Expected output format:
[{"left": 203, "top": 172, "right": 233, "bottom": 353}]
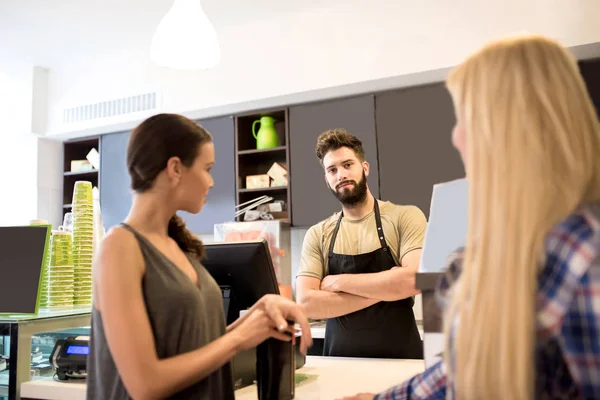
[{"left": 444, "top": 35, "right": 600, "bottom": 399}]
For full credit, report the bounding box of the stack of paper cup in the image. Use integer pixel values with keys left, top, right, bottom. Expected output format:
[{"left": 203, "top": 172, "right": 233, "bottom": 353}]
[
  {"left": 47, "top": 230, "right": 74, "bottom": 309},
  {"left": 71, "top": 181, "right": 94, "bottom": 307},
  {"left": 30, "top": 219, "right": 52, "bottom": 309}
]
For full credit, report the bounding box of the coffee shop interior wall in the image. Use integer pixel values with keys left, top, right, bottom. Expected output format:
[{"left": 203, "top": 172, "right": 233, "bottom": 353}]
[
  {"left": 0, "top": 1, "right": 595, "bottom": 138},
  {"left": 1, "top": 0, "right": 600, "bottom": 318}
]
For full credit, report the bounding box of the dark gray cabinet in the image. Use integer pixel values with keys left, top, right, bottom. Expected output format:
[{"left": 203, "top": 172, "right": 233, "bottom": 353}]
[
  {"left": 99, "top": 130, "right": 131, "bottom": 231},
  {"left": 580, "top": 58, "right": 600, "bottom": 118},
  {"left": 178, "top": 116, "right": 236, "bottom": 233},
  {"left": 289, "top": 95, "right": 379, "bottom": 227},
  {"left": 375, "top": 83, "right": 464, "bottom": 218},
  {"left": 99, "top": 116, "right": 235, "bottom": 234}
]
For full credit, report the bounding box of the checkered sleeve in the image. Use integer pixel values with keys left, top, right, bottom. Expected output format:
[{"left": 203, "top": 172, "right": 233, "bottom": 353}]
[
  {"left": 561, "top": 255, "right": 600, "bottom": 397},
  {"left": 373, "top": 360, "right": 447, "bottom": 400}
]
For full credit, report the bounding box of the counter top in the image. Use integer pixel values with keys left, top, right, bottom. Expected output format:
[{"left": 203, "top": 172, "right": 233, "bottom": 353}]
[
  {"left": 21, "top": 378, "right": 86, "bottom": 400},
  {"left": 0, "top": 307, "right": 91, "bottom": 323},
  {"left": 21, "top": 356, "right": 425, "bottom": 400},
  {"left": 236, "top": 356, "right": 424, "bottom": 400}
]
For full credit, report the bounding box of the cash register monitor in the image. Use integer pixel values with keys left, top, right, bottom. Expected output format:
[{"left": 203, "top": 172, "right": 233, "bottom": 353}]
[
  {"left": 202, "top": 240, "right": 294, "bottom": 399},
  {"left": 0, "top": 226, "right": 51, "bottom": 314},
  {"left": 202, "top": 240, "right": 280, "bottom": 326}
]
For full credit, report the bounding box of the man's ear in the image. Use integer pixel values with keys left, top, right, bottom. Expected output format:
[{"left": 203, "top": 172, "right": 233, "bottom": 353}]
[{"left": 363, "top": 161, "right": 370, "bottom": 177}]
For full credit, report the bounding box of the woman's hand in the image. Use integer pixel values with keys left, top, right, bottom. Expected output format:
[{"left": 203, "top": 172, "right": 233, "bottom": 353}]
[
  {"left": 232, "top": 308, "right": 294, "bottom": 352},
  {"left": 257, "top": 294, "right": 313, "bottom": 354},
  {"left": 229, "top": 294, "right": 313, "bottom": 354}
]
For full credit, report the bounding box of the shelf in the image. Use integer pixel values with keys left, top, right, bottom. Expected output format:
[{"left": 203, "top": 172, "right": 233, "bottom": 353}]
[
  {"left": 238, "top": 146, "right": 286, "bottom": 155},
  {"left": 234, "top": 108, "right": 291, "bottom": 224},
  {"left": 236, "top": 109, "right": 287, "bottom": 152},
  {"left": 63, "top": 204, "right": 72, "bottom": 209},
  {"left": 238, "top": 186, "right": 288, "bottom": 193},
  {"left": 63, "top": 170, "right": 98, "bottom": 176}
]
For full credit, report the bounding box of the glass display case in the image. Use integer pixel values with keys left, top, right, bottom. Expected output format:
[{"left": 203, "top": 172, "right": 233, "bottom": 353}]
[{"left": 0, "top": 309, "right": 91, "bottom": 400}]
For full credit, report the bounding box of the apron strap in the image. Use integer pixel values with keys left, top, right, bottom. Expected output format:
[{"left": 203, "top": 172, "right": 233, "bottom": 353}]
[
  {"left": 328, "top": 199, "right": 397, "bottom": 265},
  {"left": 328, "top": 211, "right": 344, "bottom": 257},
  {"left": 373, "top": 200, "right": 398, "bottom": 265}
]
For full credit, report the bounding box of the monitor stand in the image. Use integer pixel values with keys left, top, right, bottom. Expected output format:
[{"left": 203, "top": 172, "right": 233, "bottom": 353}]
[
  {"left": 221, "top": 286, "right": 256, "bottom": 389},
  {"left": 257, "top": 338, "right": 295, "bottom": 400},
  {"left": 220, "top": 286, "right": 295, "bottom": 399}
]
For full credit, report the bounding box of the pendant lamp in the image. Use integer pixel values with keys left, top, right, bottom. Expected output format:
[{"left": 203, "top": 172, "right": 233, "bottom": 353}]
[{"left": 150, "top": 0, "right": 221, "bottom": 70}]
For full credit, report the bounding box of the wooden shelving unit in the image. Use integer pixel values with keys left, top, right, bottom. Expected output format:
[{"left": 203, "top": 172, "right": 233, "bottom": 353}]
[
  {"left": 237, "top": 145, "right": 287, "bottom": 155},
  {"left": 62, "top": 136, "right": 101, "bottom": 220},
  {"left": 234, "top": 108, "right": 291, "bottom": 223}
]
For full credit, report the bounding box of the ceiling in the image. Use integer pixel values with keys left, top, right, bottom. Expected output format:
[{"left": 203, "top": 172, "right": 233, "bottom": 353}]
[
  {"left": 0, "top": 0, "right": 339, "bottom": 68},
  {"left": 2, "top": 0, "right": 600, "bottom": 78}
]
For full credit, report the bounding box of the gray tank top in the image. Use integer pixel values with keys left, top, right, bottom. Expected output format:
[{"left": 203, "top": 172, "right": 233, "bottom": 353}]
[{"left": 86, "top": 224, "right": 234, "bottom": 400}]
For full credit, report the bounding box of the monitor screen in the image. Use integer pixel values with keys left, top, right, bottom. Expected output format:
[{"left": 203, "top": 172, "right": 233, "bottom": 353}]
[
  {"left": 0, "top": 226, "right": 50, "bottom": 314},
  {"left": 202, "top": 240, "right": 280, "bottom": 325}
]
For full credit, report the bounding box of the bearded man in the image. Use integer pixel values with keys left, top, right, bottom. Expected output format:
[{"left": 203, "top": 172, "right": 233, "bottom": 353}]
[{"left": 295, "top": 128, "right": 427, "bottom": 359}]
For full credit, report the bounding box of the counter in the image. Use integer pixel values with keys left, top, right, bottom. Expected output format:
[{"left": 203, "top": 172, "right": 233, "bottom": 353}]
[
  {"left": 0, "top": 308, "right": 92, "bottom": 400},
  {"left": 235, "top": 356, "right": 425, "bottom": 400},
  {"left": 21, "top": 356, "right": 425, "bottom": 400}
]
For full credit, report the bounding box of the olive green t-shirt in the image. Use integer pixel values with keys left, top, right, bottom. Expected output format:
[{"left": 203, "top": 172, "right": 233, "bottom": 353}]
[{"left": 297, "top": 201, "right": 427, "bottom": 280}]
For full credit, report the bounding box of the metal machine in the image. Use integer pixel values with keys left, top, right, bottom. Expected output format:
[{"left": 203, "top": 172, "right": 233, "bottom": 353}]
[{"left": 49, "top": 336, "right": 89, "bottom": 381}]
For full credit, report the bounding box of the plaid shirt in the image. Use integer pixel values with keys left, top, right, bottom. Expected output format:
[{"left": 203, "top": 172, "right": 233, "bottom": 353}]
[{"left": 375, "top": 204, "right": 600, "bottom": 400}]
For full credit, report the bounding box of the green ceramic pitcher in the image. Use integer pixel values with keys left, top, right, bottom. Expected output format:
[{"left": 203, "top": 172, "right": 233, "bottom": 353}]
[{"left": 252, "top": 116, "right": 279, "bottom": 149}]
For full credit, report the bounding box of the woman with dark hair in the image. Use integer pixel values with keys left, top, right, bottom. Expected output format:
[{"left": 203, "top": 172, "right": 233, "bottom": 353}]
[{"left": 87, "top": 113, "right": 312, "bottom": 400}]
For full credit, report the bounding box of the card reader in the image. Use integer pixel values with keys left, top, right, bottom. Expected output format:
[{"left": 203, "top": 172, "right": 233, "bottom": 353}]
[{"left": 49, "top": 336, "right": 89, "bottom": 381}]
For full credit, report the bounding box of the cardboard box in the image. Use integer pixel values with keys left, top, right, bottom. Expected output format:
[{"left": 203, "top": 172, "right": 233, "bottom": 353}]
[
  {"left": 267, "top": 162, "right": 287, "bottom": 182},
  {"left": 246, "top": 174, "right": 270, "bottom": 189},
  {"left": 271, "top": 176, "right": 288, "bottom": 187},
  {"left": 70, "top": 160, "right": 94, "bottom": 172}
]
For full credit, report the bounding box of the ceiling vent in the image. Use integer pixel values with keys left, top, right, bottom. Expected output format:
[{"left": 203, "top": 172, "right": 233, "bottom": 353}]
[{"left": 62, "top": 92, "right": 158, "bottom": 124}]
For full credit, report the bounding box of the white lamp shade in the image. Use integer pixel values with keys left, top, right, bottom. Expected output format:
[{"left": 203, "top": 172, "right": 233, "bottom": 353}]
[{"left": 151, "top": 0, "right": 221, "bottom": 70}]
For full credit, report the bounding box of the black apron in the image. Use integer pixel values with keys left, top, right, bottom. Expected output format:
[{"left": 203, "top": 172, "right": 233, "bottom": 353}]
[{"left": 323, "top": 200, "right": 424, "bottom": 359}]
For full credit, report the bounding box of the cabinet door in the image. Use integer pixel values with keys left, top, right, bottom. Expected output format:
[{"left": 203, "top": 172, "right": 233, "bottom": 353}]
[
  {"left": 375, "top": 83, "right": 464, "bottom": 218},
  {"left": 99, "top": 131, "right": 131, "bottom": 230},
  {"left": 580, "top": 58, "right": 600, "bottom": 118},
  {"left": 289, "top": 96, "right": 379, "bottom": 227},
  {"left": 178, "top": 116, "right": 236, "bottom": 234}
]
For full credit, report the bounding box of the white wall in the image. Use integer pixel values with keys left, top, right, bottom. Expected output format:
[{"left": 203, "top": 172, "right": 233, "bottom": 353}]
[
  {"left": 46, "top": 0, "right": 600, "bottom": 136},
  {"left": 0, "top": 63, "right": 34, "bottom": 136},
  {"left": 36, "top": 137, "right": 63, "bottom": 228},
  {"left": 0, "top": 63, "right": 62, "bottom": 228},
  {"left": 0, "top": 134, "right": 38, "bottom": 226},
  {"left": 0, "top": 63, "right": 39, "bottom": 225}
]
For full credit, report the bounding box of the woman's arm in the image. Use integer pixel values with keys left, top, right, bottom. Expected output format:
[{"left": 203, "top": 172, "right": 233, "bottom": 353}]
[
  {"left": 374, "top": 360, "right": 447, "bottom": 399},
  {"left": 227, "top": 293, "right": 314, "bottom": 355},
  {"left": 94, "top": 228, "right": 289, "bottom": 400},
  {"left": 337, "top": 361, "right": 447, "bottom": 400}
]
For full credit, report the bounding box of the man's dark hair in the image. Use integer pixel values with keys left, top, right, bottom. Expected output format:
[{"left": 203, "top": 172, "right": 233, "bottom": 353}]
[{"left": 315, "top": 128, "right": 365, "bottom": 164}]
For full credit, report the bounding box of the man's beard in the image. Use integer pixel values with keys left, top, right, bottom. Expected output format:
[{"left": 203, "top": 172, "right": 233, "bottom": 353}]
[{"left": 329, "top": 172, "right": 368, "bottom": 207}]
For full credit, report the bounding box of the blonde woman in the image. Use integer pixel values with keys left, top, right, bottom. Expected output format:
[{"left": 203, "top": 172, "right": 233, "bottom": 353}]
[{"left": 340, "top": 35, "right": 600, "bottom": 399}]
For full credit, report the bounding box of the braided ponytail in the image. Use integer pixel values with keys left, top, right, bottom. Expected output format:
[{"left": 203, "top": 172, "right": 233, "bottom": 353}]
[{"left": 168, "top": 215, "right": 205, "bottom": 259}]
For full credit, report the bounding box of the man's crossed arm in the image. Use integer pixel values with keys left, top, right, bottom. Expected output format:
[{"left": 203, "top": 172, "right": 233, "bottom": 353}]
[{"left": 295, "top": 249, "right": 422, "bottom": 320}]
